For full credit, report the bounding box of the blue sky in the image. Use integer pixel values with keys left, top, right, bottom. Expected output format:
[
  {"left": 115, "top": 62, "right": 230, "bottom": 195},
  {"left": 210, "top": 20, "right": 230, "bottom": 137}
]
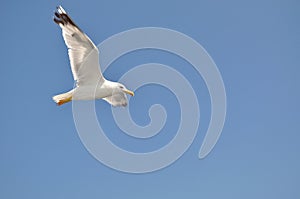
[{"left": 0, "top": 0, "right": 299, "bottom": 198}]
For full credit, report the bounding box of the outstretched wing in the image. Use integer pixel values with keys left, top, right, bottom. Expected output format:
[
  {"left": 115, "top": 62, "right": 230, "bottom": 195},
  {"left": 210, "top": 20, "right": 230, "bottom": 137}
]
[{"left": 54, "top": 6, "right": 104, "bottom": 86}]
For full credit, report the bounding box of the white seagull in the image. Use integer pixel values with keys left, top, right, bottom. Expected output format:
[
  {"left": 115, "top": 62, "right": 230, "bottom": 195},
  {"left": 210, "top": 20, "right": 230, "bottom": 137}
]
[{"left": 52, "top": 6, "right": 134, "bottom": 106}]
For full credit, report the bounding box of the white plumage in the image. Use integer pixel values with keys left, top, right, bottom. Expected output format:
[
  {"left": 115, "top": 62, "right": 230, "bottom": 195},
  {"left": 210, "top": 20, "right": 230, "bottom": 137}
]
[{"left": 52, "top": 6, "right": 134, "bottom": 106}]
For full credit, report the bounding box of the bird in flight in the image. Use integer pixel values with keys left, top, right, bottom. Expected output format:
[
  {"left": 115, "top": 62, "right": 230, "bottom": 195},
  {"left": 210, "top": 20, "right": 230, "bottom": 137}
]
[{"left": 52, "top": 6, "right": 134, "bottom": 106}]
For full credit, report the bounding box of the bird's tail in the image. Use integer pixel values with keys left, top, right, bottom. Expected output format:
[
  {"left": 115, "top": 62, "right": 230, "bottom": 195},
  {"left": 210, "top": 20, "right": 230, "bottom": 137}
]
[{"left": 52, "top": 90, "right": 73, "bottom": 106}]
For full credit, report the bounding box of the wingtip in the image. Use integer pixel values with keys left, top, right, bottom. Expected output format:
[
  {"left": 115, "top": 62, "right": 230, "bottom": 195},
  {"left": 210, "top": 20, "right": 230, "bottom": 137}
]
[
  {"left": 53, "top": 5, "right": 68, "bottom": 26},
  {"left": 56, "top": 5, "right": 66, "bottom": 14}
]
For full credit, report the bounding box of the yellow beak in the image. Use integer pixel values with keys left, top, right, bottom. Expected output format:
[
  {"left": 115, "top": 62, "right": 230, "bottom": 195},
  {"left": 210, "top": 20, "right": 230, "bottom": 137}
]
[{"left": 124, "top": 89, "right": 134, "bottom": 96}]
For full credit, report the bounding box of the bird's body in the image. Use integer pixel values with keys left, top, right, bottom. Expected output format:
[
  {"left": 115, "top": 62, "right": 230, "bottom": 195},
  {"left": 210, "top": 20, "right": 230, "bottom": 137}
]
[{"left": 52, "top": 6, "right": 134, "bottom": 106}]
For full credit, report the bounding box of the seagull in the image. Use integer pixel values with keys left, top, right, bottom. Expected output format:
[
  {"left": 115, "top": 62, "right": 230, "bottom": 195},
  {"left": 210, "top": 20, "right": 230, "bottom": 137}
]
[{"left": 52, "top": 6, "right": 134, "bottom": 106}]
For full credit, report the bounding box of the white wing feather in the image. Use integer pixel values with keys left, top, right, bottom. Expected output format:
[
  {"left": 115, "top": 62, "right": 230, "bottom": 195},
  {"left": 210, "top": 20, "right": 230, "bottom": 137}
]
[{"left": 54, "top": 6, "right": 104, "bottom": 86}]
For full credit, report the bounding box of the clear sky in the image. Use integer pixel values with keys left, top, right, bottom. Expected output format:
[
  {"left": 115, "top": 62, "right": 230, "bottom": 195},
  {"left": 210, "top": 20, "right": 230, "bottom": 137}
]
[{"left": 0, "top": 0, "right": 299, "bottom": 198}]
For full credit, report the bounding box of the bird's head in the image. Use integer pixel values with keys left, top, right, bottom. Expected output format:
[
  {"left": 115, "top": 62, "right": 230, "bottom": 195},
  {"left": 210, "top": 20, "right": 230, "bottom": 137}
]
[{"left": 115, "top": 83, "right": 134, "bottom": 96}]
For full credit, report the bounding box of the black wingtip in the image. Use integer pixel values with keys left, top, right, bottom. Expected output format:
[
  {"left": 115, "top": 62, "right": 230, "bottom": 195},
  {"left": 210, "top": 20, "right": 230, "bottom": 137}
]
[
  {"left": 53, "top": 6, "right": 67, "bottom": 26},
  {"left": 53, "top": 17, "right": 64, "bottom": 25},
  {"left": 54, "top": 11, "right": 60, "bottom": 18},
  {"left": 56, "top": 5, "right": 67, "bottom": 14},
  {"left": 53, "top": 6, "right": 82, "bottom": 31}
]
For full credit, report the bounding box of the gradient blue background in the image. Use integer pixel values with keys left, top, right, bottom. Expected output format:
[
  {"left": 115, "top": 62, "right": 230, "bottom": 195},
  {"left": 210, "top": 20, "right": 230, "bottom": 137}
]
[{"left": 0, "top": 0, "right": 299, "bottom": 198}]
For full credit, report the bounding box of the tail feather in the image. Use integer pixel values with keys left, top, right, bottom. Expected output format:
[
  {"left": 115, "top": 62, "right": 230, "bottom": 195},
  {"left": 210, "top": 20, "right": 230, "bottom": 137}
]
[{"left": 52, "top": 91, "right": 73, "bottom": 106}]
